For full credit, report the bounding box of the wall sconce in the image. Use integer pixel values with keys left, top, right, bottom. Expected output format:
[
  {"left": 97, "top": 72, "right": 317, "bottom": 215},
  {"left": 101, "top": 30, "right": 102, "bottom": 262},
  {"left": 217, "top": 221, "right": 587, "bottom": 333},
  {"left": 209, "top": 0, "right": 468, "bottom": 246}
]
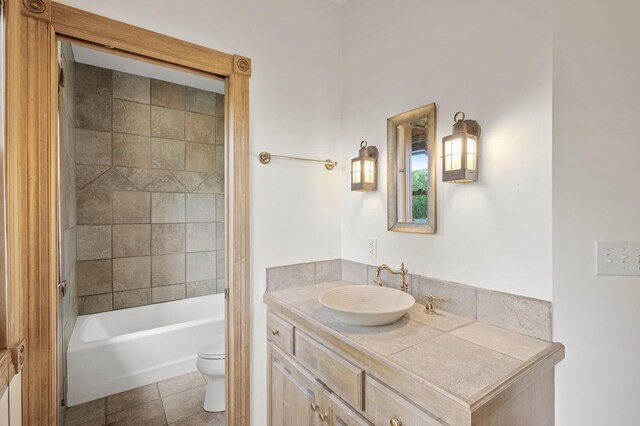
[
  {"left": 351, "top": 141, "right": 378, "bottom": 192},
  {"left": 442, "top": 112, "right": 481, "bottom": 183}
]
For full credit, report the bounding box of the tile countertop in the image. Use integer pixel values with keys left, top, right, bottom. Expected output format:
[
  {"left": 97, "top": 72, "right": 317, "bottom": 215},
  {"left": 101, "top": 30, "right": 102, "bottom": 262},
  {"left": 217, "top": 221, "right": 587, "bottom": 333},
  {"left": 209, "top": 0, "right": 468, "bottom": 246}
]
[{"left": 264, "top": 281, "right": 565, "bottom": 423}]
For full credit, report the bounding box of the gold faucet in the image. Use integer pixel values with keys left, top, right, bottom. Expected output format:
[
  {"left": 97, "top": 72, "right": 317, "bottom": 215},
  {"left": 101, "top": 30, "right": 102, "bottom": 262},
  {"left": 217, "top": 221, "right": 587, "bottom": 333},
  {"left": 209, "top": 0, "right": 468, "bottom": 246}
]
[
  {"left": 374, "top": 263, "right": 409, "bottom": 292},
  {"left": 425, "top": 294, "right": 447, "bottom": 315}
]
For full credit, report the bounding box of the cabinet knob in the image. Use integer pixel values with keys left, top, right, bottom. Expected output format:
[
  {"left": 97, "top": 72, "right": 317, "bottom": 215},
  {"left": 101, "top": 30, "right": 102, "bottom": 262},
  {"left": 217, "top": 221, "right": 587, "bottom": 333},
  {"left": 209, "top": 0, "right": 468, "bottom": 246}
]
[
  {"left": 310, "top": 402, "right": 319, "bottom": 412},
  {"left": 319, "top": 412, "right": 329, "bottom": 422},
  {"left": 390, "top": 418, "right": 403, "bottom": 426},
  {"left": 272, "top": 329, "right": 279, "bottom": 336}
]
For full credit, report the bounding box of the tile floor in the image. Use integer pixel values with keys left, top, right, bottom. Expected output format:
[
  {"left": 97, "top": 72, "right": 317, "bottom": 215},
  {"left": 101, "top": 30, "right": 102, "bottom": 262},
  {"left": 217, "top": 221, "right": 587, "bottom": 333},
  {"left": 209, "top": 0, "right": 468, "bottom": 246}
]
[{"left": 64, "top": 371, "right": 224, "bottom": 426}]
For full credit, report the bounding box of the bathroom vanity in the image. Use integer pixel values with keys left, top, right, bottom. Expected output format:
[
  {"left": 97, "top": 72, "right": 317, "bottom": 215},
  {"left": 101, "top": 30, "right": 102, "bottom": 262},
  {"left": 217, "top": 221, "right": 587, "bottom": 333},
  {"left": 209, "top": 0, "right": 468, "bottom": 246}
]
[{"left": 264, "top": 281, "right": 564, "bottom": 426}]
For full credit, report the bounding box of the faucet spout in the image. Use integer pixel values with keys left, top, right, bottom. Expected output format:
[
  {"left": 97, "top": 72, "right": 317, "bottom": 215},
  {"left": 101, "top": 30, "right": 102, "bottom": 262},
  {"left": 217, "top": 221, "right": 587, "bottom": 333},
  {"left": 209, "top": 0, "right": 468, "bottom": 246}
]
[{"left": 374, "top": 263, "right": 409, "bottom": 292}]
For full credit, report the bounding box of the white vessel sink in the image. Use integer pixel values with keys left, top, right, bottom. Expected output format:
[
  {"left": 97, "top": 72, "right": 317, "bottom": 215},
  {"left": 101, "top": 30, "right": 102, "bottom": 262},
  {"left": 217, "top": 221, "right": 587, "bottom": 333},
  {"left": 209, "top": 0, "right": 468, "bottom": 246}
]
[{"left": 318, "top": 285, "right": 415, "bottom": 326}]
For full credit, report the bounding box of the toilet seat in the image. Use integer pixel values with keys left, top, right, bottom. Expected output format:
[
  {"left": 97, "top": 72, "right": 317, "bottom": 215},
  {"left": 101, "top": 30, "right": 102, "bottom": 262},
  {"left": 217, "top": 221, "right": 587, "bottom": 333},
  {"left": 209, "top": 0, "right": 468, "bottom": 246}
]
[{"left": 198, "top": 338, "right": 225, "bottom": 360}]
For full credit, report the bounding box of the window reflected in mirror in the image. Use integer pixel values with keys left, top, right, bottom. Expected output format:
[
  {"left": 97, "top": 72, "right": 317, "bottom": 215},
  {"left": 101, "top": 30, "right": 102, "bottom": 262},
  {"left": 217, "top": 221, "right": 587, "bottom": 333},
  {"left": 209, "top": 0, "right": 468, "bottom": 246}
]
[{"left": 387, "top": 103, "right": 436, "bottom": 234}]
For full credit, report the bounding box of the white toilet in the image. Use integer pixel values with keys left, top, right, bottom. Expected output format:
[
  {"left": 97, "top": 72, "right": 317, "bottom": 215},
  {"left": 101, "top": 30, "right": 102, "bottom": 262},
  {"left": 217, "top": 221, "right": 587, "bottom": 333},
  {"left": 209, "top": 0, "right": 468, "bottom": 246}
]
[{"left": 196, "top": 338, "right": 226, "bottom": 412}]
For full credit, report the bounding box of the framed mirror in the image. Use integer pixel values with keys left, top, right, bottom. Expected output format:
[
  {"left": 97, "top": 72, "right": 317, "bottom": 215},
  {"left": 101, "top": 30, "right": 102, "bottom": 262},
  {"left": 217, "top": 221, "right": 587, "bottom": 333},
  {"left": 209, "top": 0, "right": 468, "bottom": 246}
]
[{"left": 387, "top": 103, "right": 437, "bottom": 233}]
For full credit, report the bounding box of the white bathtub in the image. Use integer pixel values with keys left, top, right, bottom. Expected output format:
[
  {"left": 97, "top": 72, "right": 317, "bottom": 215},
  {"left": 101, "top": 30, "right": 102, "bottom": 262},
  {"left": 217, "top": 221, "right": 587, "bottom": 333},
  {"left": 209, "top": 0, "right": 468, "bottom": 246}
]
[{"left": 67, "top": 294, "right": 225, "bottom": 406}]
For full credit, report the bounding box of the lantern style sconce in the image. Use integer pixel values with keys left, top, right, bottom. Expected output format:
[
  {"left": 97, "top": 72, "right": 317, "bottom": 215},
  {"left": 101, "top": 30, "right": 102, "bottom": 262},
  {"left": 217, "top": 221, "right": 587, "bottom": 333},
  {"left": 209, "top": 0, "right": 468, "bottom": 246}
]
[
  {"left": 351, "top": 141, "right": 378, "bottom": 192},
  {"left": 442, "top": 112, "right": 481, "bottom": 183}
]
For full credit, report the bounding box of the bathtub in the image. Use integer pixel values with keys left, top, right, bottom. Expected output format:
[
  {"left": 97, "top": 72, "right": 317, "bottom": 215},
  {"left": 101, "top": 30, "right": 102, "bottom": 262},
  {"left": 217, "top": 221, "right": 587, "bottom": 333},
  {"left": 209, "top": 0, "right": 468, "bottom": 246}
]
[{"left": 67, "top": 294, "right": 225, "bottom": 406}]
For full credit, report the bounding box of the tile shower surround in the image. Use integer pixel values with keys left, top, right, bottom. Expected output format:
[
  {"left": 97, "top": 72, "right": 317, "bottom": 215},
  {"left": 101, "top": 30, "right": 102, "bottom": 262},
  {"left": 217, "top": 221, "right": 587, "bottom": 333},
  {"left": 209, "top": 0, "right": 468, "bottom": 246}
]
[
  {"left": 266, "top": 259, "right": 553, "bottom": 341},
  {"left": 74, "top": 63, "right": 225, "bottom": 315}
]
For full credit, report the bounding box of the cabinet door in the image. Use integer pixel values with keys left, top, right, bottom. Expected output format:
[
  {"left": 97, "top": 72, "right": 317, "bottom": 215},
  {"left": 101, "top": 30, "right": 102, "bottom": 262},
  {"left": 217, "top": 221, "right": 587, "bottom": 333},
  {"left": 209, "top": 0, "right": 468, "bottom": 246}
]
[
  {"left": 269, "top": 343, "right": 322, "bottom": 426},
  {"left": 322, "top": 389, "right": 372, "bottom": 426}
]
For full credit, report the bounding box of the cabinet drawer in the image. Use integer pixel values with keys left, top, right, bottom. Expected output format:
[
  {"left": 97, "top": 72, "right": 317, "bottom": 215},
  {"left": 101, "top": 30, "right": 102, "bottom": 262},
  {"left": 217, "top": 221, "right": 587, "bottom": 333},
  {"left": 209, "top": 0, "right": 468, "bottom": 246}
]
[
  {"left": 267, "top": 312, "right": 295, "bottom": 355},
  {"left": 295, "top": 330, "right": 364, "bottom": 410},
  {"left": 364, "top": 375, "right": 444, "bottom": 426}
]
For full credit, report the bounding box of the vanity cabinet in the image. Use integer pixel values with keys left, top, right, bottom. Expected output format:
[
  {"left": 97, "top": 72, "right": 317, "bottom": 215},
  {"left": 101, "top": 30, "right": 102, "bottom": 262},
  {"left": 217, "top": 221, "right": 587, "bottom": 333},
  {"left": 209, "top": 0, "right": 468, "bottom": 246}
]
[{"left": 265, "top": 288, "right": 563, "bottom": 426}]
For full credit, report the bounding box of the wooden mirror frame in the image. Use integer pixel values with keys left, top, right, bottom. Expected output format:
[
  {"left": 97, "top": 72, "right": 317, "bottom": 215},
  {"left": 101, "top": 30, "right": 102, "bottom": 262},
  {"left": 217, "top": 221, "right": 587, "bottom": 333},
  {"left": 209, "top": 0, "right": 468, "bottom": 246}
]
[
  {"left": 5, "top": 1, "right": 251, "bottom": 424},
  {"left": 387, "top": 103, "right": 437, "bottom": 234}
]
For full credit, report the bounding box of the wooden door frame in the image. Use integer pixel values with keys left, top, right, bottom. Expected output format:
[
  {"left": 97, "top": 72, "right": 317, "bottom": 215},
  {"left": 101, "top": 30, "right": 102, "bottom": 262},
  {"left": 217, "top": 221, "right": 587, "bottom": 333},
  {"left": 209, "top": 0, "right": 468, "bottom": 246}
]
[{"left": 5, "top": 1, "right": 251, "bottom": 424}]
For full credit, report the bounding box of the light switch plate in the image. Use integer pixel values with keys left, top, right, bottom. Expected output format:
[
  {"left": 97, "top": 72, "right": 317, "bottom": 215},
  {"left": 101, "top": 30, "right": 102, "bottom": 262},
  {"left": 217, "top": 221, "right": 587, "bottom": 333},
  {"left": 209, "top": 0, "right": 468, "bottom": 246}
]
[{"left": 595, "top": 241, "right": 640, "bottom": 276}]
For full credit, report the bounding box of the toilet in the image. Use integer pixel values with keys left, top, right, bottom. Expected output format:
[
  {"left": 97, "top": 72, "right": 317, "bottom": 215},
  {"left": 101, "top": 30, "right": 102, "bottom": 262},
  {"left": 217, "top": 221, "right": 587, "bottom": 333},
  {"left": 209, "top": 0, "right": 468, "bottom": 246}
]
[{"left": 196, "top": 338, "right": 226, "bottom": 412}]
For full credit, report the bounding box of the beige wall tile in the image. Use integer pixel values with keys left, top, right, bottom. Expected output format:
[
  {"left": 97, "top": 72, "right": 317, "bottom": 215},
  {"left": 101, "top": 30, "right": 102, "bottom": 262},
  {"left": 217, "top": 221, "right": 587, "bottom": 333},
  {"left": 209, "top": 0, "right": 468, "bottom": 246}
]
[
  {"left": 186, "top": 280, "right": 216, "bottom": 298},
  {"left": 216, "top": 250, "right": 224, "bottom": 278},
  {"left": 113, "top": 288, "right": 151, "bottom": 310},
  {"left": 116, "top": 167, "right": 161, "bottom": 191},
  {"left": 113, "top": 71, "right": 150, "bottom": 104},
  {"left": 113, "top": 191, "right": 150, "bottom": 223},
  {"left": 63, "top": 227, "right": 76, "bottom": 277},
  {"left": 215, "top": 94, "right": 224, "bottom": 118},
  {"left": 215, "top": 117, "right": 224, "bottom": 145},
  {"left": 217, "top": 278, "right": 226, "bottom": 294},
  {"left": 77, "top": 225, "right": 112, "bottom": 260},
  {"left": 77, "top": 190, "right": 112, "bottom": 225},
  {"left": 113, "top": 256, "right": 151, "bottom": 291},
  {"left": 113, "top": 224, "right": 151, "bottom": 257},
  {"left": 151, "top": 224, "right": 185, "bottom": 255},
  {"left": 151, "top": 137, "right": 185, "bottom": 170},
  {"left": 75, "top": 63, "right": 112, "bottom": 131},
  {"left": 75, "top": 129, "right": 112, "bottom": 166},
  {"left": 84, "top": 168, "right": 137, "bottom": 191},
  {"left": 185, "top": 112, "right": 216, "bottom": 144},
  {"left": 186, "top": 251, "right": 216, "bottom": 282},
  {"left": 152, "top": 193, "right": 185, "bottom": 223},
  {"left": 172, "top": 171, "right": 208, "bottom": 192},
  {"left": 151, "top": 79, "right": 185, "bottom": 109},
  {"left": 113, "top": 133, "right": 151, "bottom": 168},
  {"left": 146, "top": 171, "right": 187, "bottom": 192},
  {"left": 185, "top": 194, "right": 216, "bottom": 222},
  {"left": 185, "top": 143, "right": 215, "bottom": 173},
  {"left": 341, "top": 259, "right": 367, "bottom": 284},
  {"left": 193, "top": 174, "right": 223, "bottom": 193},
  {"left": 215, "top": 194, "right": 224, "bottom": 222},
  {"left": 78, "top": 293, "right": 113, "bottom": 315},
  {"left": 215, "top": 146, "right": 224, "bottom": 172},
  {"left": 216, "top": 222, "right": 224, "bottom": 250},
  {"left": 186, "top": 223, "right": 216, "bottom": 252},
  {"left": 113, "top": 100, "right": 151, "bottom": 136},
  {"left": 185, "top": 87, "right": 216, "bottom": 115},
  {"left": 152, "top": 283, "right": 185, "bottom": 303},
  {"left": 315, "top": 259, "right": 341, "bottom": 283},
  {"left": 77, "top": 260, "right": 112, "bottom": 296},
  {"left": 151, "top": 106, "right": 185, "bottom": 139},
  {"left": 477, "top": 289, "right": 552, "bottom": 341},
  {"left": 76, "top": 165, "right": 110, "bottom": 189},
  {"left": 266, "top": 263, "right": 314, "bottom": 291},
  {"left": 152, "top": 253, "right": 185, "bottom": 286},
  {"left": 411, "top": 275, "right": 477, "bottom": 319}
]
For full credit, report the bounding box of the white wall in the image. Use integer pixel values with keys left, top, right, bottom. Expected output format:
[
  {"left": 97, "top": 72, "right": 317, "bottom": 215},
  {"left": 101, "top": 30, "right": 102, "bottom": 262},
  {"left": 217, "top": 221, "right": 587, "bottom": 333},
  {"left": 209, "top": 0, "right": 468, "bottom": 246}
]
[
  {"left": 58, "top": 0, "right": 344, "bottom": 423},
  {"left": 340, "top": 0, "right": 553, "bottom": 301},
  {"left": 553, "top": 0, "right": 640, "bottom": 424}
]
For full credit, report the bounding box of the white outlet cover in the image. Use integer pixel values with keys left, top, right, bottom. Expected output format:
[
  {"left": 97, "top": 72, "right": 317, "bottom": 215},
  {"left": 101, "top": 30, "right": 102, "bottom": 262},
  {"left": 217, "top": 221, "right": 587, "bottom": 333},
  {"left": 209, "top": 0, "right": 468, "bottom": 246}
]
[
  {"left": 595, "top": 241, "right": 640, "bottom": 276},
  {"left": 368, "top": 237, "right": 377, "bottom": 259}
]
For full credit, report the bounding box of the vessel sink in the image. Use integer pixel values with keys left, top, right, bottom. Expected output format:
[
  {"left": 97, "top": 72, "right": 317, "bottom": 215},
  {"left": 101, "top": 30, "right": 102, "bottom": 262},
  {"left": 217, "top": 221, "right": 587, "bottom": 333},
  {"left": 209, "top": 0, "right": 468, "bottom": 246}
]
[{"left": 318, "top": 285, "right": 415, "bottom": 326}]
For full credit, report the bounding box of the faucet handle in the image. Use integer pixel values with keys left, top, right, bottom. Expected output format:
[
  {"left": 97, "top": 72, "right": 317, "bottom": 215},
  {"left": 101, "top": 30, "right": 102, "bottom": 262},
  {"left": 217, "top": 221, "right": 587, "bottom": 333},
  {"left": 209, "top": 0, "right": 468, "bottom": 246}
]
[{"left": 425, "top": 294, "right": 447, "bottom": 315}]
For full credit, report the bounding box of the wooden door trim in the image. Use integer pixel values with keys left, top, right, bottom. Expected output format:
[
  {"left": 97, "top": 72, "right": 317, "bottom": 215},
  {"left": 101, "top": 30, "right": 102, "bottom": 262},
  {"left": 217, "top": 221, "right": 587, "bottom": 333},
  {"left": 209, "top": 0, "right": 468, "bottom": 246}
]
[{"left": 5, "top": 1, "right": 251, "bottom": 424}]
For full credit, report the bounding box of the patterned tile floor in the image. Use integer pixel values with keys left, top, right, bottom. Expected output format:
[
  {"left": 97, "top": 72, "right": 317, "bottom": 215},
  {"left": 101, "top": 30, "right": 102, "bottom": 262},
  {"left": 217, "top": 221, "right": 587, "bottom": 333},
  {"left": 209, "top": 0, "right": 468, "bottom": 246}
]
[{"left": 64, "top": 371, "right": 224, "bottom": 426}]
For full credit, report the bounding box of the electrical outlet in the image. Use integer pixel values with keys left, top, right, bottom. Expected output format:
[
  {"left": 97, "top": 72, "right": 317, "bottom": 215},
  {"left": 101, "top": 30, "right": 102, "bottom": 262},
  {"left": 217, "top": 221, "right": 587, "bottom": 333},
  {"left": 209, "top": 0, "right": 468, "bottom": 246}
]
[
  {"left": 368, "top": 237, "right": 377, "bottom": 259},
  {"left": 595, "top": 241, "right": 640, "bottom": 276}
]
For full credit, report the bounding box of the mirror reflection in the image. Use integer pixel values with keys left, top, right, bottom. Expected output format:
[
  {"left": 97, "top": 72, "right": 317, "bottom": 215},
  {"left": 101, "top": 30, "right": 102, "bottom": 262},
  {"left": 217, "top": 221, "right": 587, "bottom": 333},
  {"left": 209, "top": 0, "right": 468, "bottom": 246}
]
[{"left": 387, "top": 104, "right": 436, "bottom": 234}]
